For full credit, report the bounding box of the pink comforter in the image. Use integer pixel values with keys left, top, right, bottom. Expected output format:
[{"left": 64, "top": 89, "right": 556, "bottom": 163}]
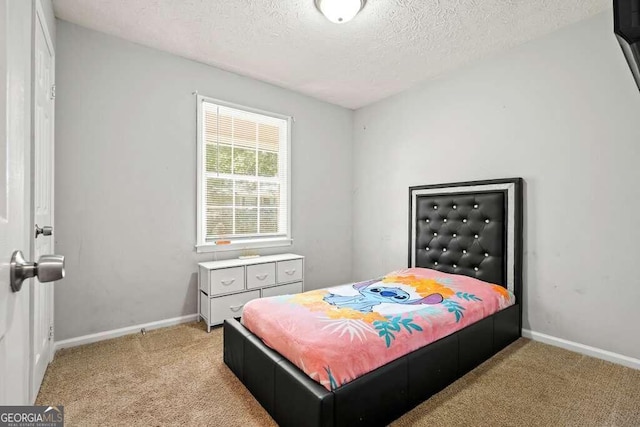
[{"left": 242, "top": 267, "right": 515, "bottom": 391}]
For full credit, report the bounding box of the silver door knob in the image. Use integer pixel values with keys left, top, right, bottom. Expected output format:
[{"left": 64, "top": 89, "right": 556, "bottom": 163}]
[
  {"left": 35, "top": 224, "right": 53, "bottom": 238},
  {"left": 10, "top": 250, "right": 65, "bottom": 292}
]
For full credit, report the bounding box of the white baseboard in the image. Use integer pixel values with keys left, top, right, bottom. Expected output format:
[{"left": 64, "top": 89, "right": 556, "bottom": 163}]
[
  {"left": 54, "top": 314, "right": 199, "bottom": 352},
  {"left": 522, "top": 329, "right": 640, "bottom": 370}
]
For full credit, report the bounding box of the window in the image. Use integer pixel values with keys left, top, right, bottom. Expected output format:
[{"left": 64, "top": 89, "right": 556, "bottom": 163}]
[{"left": 196, "top": 96, "right": 291, "bottom": 252}]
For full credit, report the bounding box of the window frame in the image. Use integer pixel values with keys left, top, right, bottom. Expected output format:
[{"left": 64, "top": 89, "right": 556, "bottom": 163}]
[{"left": 195, "top": 95, "right": 293, "bottom": 253}]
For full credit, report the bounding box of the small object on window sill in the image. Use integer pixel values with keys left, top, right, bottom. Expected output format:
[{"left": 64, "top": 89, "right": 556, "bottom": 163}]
[
  {"left": 240, "top": 249, "right": 260, "bottom": 258},
  {"left": 215, "top": 240, "right": 231, "bottom": 245}
]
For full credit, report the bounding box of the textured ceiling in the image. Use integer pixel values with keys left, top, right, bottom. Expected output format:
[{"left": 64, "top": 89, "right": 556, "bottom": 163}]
[{"left": 53, "top": 0, "right": 611, "bottom": 109}]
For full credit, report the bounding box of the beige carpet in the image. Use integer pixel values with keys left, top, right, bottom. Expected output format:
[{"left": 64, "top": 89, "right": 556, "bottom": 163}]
[{"left": 37, "top": 322, "right": 640, "bottom": 426}]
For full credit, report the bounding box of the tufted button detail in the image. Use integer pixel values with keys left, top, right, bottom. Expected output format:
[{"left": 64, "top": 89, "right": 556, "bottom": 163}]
[{"left": 415, "top": 192, "right": 504, "bottom": 285}]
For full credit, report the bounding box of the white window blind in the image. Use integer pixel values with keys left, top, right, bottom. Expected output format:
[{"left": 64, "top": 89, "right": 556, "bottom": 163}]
[{"left": 197, "top": 97, "right": 291, "bottom": 249}]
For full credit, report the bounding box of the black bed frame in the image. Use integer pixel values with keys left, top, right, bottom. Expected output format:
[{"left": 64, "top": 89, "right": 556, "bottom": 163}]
[{"left": 224, "top": 178, "right": 523, "bottom": 427}]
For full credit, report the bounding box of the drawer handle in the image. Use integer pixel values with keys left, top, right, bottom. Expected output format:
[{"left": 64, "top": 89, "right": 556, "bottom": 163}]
[
  {"left": 221, "top": 279, "right": 236, "bottom": 286},
  {"left": 285, "top": 269, "right": 296, "bottom": 275},
  {"left": 229, "top": 304, "right": 244, "bottom": 312},
  {"left": 256, "top": 274, "right": 268, "bottom": 280}
]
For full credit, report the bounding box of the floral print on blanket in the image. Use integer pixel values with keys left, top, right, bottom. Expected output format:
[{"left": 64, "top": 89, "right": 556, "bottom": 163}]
[
  {"left": 288, "top": 273, "right": 501, "bottom": 348},
  {"left": 242, "top": 267, "right": 515, "bottom": 391}
]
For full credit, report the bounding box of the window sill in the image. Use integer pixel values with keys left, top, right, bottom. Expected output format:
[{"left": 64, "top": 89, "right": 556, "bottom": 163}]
[{"left": 195, "top": 237, "right": 293, "bottom": 253}]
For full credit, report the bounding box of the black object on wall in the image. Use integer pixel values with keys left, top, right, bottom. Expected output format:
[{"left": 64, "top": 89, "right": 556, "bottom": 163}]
[{"left": 614, "top": 0, "right": 640, "bottom": 90}]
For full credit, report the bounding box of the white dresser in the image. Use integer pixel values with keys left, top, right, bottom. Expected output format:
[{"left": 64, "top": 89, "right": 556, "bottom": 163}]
[{"left": 198, "top": 253, "right": 304, "bottom": 332}]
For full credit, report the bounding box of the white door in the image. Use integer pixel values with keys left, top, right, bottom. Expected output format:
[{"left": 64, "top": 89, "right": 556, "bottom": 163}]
[
  {"left": 0, "top": 0, "right": 36, "bottom": 405},
  {"left": 31, "top": 1, "right": 56, "bottom": 401}
]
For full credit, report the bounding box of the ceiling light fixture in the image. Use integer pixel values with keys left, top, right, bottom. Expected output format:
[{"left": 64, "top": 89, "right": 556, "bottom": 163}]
[{"left": 315, "top": 0, "right": 366, "bottom": 24}]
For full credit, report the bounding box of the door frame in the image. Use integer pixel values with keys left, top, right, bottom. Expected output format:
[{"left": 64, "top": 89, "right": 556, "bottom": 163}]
[
  {"left": 29, "top": 0, "right": 55, "bottom": 403},
  {"left": 0, "top": 0, "right": 36, "bottom": 406}
]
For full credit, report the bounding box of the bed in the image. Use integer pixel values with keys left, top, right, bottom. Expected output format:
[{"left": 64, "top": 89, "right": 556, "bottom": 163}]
[{"left": 223, "top": 178, "right": 523, "bottom": 427}]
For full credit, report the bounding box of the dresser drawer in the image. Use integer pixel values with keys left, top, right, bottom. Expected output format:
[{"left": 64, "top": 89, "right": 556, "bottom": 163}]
[
  {"left": 198, "top": 254, "right": 304, "bottom": 332},
  {"left": 207, "top": 267, "right": 245, "bottom": 296},
  {"left": 261, "top": 282, "right": 303, "bottom": 298},
  {"left": 277, "top": 259, "right": 303, "bottom": 283},
  {"left": 247, "top": 262, "right": 276, "bottom": 289},
  {"left": 209, "top": 290, "right": 260, "bottom": 325}
]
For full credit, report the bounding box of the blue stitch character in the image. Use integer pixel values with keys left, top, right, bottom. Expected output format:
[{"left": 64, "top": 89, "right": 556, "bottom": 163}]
[{"left": 323, "top": 278, "right": 443, "bottom": 313}]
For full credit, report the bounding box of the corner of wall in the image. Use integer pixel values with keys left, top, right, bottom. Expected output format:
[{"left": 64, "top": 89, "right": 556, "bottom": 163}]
[{"left": 37, "top": 0, "right": 56, "bottom": 48}]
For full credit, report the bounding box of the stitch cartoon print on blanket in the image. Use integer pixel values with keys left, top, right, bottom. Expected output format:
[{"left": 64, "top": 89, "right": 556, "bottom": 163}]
[{"left": 241, "top": 267, "right": 515, "bottom": 391}]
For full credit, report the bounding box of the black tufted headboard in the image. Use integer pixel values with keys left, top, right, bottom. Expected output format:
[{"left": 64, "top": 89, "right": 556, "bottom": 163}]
[{"left": 409, "top": 178, "right": 523, "bottom": 302}]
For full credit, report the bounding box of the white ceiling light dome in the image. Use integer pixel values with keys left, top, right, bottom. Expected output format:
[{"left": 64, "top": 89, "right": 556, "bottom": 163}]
[{"left": 315, "top": 0, "right": 366, "bottom": 24}]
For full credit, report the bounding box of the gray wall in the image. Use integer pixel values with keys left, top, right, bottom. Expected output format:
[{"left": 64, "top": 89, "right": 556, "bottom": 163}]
[
  {"left": 353, "top": 11, "right": 640, "bottom": 359},
  {"left": 55, "top": 21, "right": 353, "bottom": 340}
]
